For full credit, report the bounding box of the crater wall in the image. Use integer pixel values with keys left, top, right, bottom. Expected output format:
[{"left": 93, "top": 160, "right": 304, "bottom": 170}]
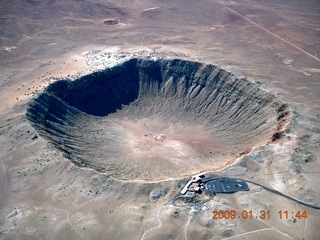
[{"left": 27, "top": 59, "right": 290, "bottom": 180}]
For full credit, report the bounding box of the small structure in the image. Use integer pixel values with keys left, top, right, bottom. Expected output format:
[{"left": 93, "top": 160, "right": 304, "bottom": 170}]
[
  {"left": 180, "top": 172, "right": 206, "bottom": 196},
  {"left": 180, "top": 175, "right": 249, "bottom": 198},
  {"left": 155, "top": 134, "right": 166, "bottom": 142},
  {"left": 181, "top": 191, "right": 195, "bottom": 198}
]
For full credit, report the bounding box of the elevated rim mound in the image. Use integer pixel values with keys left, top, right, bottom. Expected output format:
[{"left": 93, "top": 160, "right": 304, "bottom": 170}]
[{"left": 26, "top": 58, "right": 290, "bottom": 181}]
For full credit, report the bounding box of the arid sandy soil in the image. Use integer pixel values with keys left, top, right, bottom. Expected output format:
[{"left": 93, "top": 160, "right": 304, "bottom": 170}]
[{"left": 0, "top": 0, "right": 319, "bottom": 239}]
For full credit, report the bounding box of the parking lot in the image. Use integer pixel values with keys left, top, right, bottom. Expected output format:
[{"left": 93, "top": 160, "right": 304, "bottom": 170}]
[{"left": 204, "top": 178, "right": 249, "bottom": 196}]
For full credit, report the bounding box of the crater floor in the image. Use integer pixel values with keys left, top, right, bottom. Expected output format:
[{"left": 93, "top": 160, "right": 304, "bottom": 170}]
[{"left": 27, "top": 58, "right": 289, "bottom": 180}]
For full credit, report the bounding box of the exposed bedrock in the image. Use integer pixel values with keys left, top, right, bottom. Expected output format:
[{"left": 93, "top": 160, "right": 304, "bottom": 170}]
[{"left": 26, "top": 58, "right": 290, "bottom": 180}]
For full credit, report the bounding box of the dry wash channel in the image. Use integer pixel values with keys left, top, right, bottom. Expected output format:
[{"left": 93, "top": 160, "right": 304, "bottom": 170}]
[{"left": 26, "top": 59, "right": 289, "bottom": 180}]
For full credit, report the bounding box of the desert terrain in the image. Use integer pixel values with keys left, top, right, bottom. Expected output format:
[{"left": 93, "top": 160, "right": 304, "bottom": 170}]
[{"left": 0, "top": 0, "right": 320, "bottom": 239}]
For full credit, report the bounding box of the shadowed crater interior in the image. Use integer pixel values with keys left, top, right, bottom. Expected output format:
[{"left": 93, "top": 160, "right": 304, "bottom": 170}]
[{"left": 26, "top": 58, "right": 290, "bottom": 180}]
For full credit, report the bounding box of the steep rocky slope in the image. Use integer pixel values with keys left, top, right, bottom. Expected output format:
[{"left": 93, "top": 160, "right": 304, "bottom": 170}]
[{"left": 26, "top": 59, "right": 289, "bottom": 180}]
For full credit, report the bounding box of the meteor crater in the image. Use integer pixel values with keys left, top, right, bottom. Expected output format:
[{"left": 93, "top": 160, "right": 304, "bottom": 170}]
[{"left": 26, "top": 58, "right": 290, "bottom": 180}]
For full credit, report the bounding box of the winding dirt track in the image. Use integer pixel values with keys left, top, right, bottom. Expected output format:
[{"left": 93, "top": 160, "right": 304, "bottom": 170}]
[{"left": 140, "top": 205, "right": 167, "bottom": 240}]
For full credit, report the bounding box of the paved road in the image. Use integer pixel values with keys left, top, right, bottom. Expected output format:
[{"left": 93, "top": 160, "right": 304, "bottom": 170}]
[{"left": 235, "top": 178, "right": 320, "bottom": 210}]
